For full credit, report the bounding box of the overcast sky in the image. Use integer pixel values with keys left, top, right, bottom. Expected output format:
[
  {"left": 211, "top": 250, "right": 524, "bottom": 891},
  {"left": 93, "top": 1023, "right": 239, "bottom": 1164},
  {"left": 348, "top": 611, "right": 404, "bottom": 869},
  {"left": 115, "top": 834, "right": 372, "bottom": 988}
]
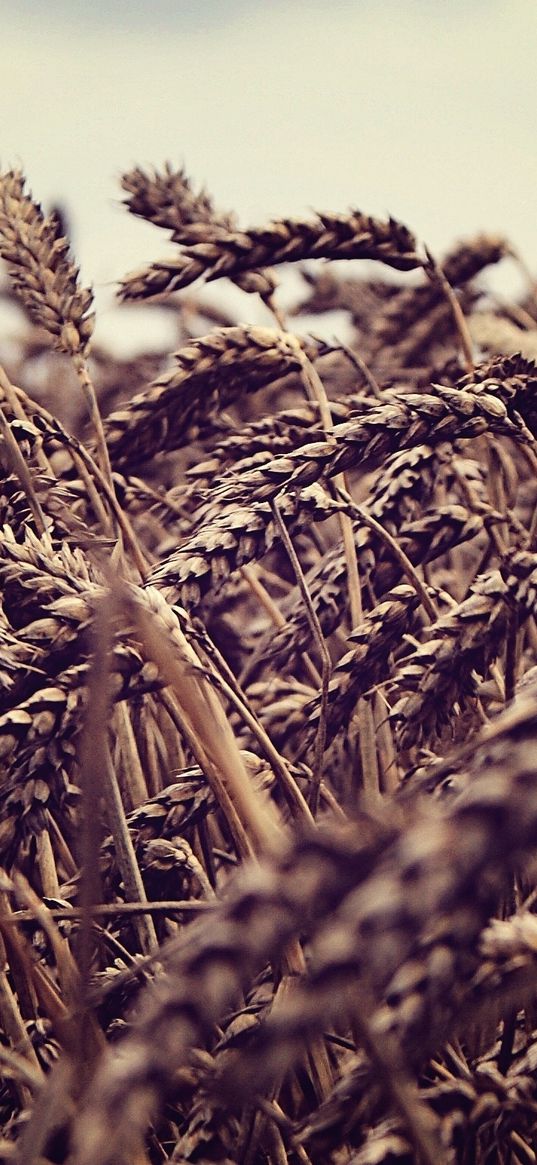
[{"left": 1, "top": 0, "right": 536, "bottom": 349}]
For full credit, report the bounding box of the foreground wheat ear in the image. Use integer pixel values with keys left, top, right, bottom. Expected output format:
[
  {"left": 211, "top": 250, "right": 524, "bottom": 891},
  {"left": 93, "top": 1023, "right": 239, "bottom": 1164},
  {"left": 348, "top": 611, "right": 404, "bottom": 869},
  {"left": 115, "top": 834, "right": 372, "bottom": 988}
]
[{"left": 1, "top": 160, "right": 537, "bottom": 1165}]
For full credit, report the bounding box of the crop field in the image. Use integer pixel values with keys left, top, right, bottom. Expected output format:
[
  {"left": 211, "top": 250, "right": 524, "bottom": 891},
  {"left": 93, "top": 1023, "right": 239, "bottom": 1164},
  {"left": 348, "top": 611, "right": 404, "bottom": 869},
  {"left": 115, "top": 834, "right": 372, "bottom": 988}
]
[{"left": 0, "top": 165, "right": 536, "bottom": 1163}]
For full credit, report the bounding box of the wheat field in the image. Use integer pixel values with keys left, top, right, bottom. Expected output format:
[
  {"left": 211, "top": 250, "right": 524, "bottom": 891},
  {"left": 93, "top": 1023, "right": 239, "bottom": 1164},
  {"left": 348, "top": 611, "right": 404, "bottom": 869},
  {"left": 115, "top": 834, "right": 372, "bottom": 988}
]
[{"left": 0, "top": 164, "right": 536, "bottom": 1163}]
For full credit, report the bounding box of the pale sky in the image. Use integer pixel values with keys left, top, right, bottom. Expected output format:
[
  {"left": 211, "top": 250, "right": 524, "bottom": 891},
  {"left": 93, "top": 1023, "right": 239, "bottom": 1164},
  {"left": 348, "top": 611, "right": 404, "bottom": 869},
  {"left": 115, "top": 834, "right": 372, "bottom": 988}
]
[{"left": 1, "top": 0, "right": 536, "bottom": 350}]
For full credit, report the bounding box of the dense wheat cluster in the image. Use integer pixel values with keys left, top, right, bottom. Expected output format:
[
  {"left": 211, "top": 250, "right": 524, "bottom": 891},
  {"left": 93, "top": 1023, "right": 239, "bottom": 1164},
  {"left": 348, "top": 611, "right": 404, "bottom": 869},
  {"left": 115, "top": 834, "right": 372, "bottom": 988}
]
[{"left": 0, "top": 163, "right": 537, "bottom": 1164}]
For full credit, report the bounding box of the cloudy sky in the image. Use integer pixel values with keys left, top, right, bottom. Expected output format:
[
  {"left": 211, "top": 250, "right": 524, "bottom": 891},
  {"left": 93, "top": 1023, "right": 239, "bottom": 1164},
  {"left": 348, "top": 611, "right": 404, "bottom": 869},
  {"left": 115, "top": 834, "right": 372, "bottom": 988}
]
[{"left": 1, "top": 0, "right": 536, "bottom": 348}]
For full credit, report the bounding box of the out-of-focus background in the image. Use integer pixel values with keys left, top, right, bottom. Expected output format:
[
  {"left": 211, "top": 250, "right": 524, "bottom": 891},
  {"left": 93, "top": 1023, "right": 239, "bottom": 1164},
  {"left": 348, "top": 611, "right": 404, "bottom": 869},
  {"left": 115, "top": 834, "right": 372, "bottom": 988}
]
[{"left": 1, "top": 0, "right": 536, "bottom": 350}]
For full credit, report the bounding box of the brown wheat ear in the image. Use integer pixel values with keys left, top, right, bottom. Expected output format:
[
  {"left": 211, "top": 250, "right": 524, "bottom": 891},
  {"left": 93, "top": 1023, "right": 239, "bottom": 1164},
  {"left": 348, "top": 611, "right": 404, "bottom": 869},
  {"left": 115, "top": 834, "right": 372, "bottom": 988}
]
[{"left": 0, "top": 169, "right": 94, "bottom": 356}]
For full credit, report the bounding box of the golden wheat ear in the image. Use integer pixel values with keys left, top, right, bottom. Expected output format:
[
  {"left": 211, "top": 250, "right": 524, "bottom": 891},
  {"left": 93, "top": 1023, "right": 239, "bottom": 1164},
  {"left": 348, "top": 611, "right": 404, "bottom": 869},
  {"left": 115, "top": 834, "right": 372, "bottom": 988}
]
[
  {"left": 0, "top": 168, "right": 94, "bottom": 356},
  {"left": 120, "top": 206, "right": 424, "bottom": 300},
  {"left": 0, "top": 169, "right": 123, "bottom": 499},
  {"left": 121, "top": 162, "right": 277, "bottom": 301}
]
